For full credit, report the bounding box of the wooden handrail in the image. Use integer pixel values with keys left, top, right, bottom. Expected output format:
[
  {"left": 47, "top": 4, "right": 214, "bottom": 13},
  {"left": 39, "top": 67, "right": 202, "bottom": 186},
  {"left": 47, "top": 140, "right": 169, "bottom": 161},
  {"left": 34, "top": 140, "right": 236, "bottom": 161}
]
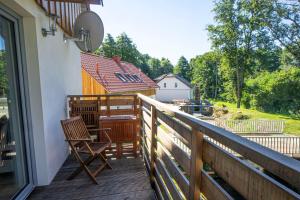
[
  {"left": 68, "top": 94, "right": 137, "bottom": 98},
  {"left": 138, "top": 93, "right": 300, "bottom": 199}
]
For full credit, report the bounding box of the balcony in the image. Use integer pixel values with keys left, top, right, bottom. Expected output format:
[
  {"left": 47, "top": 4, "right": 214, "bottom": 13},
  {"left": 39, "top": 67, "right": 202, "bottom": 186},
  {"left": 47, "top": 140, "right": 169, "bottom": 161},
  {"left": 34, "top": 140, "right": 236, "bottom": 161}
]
[{"left": 29, "top": 94, "right": 300, "bottom": 200}]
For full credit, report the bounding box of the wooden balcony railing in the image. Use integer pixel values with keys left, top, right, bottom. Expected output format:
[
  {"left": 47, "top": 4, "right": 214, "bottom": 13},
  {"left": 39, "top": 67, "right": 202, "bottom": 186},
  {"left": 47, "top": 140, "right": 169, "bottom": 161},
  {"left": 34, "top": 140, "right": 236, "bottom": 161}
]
[
  {"left": 138, "top": 94, "right": 300, "bottom": 200},
  {"left": 35, "top": 0, "right": 103, "bottom": 35},
  {"left": 67, "top": 94, "right": 300, "bottom": 199}
]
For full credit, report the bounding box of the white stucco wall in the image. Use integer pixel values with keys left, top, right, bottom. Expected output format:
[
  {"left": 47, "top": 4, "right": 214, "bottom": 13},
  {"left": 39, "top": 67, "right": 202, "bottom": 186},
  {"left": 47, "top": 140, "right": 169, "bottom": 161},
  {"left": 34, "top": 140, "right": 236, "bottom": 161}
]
[
  {"left": 1, "top": 0, "right": 82, "bottom": 185},
  {"left": 156, "top": 77, "right": 191, "bottom": 102}
]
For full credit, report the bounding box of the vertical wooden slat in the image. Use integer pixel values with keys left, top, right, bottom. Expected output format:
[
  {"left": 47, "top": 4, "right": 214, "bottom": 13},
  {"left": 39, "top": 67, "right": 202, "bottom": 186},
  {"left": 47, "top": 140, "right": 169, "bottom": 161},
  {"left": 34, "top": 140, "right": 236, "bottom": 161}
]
[
  {"left": 47, "top": 0, "right": 51, "bottom": 15},
  {"left": 139, "top": 99, "right": 144, "bottom": 155},
  {"left": 64, "top": 1, "right": 67, "bottom": 32},
  {"left": 189, "top": 128, "right": 203, "bottom": 200},
  {"left": 67, "top": 2, "right": 71, "bottom": 33},
  {"left": 133, "top": 95, "right": 137, "bottom": 116},
  {"left": 106, "top": 96, "right": 110, "bottom": 117},
  {"left": 59, "top": 2, "right": 62, "bottom": 26},
  {"left": 150, "top": 105, "right": 157, "bottom": 185}
]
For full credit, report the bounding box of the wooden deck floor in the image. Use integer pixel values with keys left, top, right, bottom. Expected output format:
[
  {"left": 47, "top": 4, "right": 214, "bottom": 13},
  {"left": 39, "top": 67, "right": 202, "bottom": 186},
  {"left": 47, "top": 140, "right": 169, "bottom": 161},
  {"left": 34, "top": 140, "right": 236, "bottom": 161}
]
[{"left": 28, "top": 156, "right": 156, "bottom": 200}]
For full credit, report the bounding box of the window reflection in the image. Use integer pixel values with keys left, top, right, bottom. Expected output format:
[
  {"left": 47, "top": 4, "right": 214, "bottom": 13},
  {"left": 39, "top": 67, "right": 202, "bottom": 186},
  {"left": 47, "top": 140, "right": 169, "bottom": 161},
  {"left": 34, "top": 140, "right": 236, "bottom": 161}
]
[{"left": 0, "top": 16, "right": 28, "bottom": 200}]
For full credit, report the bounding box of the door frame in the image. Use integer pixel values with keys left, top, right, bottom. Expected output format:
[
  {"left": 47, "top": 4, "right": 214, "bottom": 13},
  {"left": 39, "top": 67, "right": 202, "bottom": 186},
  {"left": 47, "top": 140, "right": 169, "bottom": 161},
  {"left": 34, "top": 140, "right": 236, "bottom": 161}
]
[{"left": 0, "top": 3, "right": 36, "bottom": 199}]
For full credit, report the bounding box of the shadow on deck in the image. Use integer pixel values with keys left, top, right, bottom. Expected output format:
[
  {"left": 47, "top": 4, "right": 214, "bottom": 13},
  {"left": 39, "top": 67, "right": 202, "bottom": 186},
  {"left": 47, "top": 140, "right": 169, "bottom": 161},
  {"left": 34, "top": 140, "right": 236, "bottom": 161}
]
[{"left": 29, "top": 156, "right": 156, "bottom": 200}]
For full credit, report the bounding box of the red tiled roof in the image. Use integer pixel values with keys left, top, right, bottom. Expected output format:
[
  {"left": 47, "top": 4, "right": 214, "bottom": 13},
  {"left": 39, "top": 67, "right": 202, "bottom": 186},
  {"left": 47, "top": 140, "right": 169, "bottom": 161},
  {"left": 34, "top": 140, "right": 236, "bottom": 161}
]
[{"left": 81, "top": 53, "right": 158, "bottom": 93}]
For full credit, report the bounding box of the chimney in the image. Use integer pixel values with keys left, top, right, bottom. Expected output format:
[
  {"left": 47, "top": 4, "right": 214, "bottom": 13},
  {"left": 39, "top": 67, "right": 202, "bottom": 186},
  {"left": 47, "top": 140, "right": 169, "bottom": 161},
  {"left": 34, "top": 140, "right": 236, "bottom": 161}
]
[
  {"left": 112, "top": 56, "right": 121, "bottom": 65},
  {"left": 96, "top": 63, "right": 100, "bottom": 75}
]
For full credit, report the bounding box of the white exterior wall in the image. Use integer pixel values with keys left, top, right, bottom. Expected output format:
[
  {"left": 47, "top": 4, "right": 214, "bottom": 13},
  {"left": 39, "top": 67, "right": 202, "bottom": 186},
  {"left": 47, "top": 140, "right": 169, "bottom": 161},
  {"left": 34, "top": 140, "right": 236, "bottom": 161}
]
[
  {"left": 156, "top": 77, "right": 191, "bottom": 102},
  {"left": 1, "top": 0, "right": 82, "bottom": 185}
]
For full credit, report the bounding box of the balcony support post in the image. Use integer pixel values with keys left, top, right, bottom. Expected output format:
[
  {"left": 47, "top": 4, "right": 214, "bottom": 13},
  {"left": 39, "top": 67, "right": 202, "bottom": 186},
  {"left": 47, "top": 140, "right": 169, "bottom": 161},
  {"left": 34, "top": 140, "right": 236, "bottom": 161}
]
[
  {"left": 189, "top": 128, "right": 203, "bottom": 200},
  {"left": 150, "top": 105, "right": 157, "bottom": 185}
]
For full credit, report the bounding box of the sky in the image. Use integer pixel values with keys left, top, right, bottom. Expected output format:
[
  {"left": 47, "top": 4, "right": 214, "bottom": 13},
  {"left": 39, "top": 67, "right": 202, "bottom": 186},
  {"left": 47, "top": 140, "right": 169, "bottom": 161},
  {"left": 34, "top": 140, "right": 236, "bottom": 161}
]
[{"left": 91, "top": 1, "right": 215, "bottom": 65}]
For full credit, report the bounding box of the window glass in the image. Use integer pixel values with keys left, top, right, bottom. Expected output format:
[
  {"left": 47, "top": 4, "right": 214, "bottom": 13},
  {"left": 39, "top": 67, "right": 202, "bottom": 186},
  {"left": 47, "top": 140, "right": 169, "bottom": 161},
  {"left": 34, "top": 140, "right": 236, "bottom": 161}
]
[{"left": 0, "top": 15, "right": 28, "bottom": 200}]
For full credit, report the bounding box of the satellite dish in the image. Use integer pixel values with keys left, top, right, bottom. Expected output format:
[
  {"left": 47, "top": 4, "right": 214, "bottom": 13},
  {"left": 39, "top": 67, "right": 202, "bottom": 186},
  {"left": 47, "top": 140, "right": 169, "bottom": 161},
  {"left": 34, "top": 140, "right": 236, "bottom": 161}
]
[{"left": 64, "top": 11, "right": 104, "bottom": 52}]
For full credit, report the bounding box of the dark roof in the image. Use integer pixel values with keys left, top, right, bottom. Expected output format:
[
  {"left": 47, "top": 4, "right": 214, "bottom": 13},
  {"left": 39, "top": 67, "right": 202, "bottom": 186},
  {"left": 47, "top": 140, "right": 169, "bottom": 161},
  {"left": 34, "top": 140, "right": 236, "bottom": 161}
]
[
  {"left": 81, "top": 53, "right": 158, "bottom": 93},
  {"left": 154, "top": 73, "right": 192, "bottom": 88}
]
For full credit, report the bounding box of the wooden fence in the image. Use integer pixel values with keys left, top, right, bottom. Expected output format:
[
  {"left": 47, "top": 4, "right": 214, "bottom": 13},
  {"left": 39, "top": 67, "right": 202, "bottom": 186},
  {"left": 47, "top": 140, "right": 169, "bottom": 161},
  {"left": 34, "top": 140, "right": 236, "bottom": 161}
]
[
  {"left": 214, "top": 119, "right": 285, "bottom": 134},
  {"left": 138, "top": 94, "right": 300, "bottom": 200}
]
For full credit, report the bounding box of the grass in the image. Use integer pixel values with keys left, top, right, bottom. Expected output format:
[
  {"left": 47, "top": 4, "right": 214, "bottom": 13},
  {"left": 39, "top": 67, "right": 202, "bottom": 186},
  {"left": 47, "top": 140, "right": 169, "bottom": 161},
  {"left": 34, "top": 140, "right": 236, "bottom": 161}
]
[{"left": 212, "top": 101, "right": 300, "bottom": 136}]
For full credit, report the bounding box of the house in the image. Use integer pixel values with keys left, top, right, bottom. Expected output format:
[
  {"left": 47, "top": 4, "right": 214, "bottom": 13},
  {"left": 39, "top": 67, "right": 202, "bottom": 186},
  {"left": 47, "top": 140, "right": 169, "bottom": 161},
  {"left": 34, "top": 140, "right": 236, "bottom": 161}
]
[
  {"left": 81, "top": 53, "right": 157, "bottom": 97},
  {"left": 1, "top": 1, "right": 300, "bottom": 200},
  {"left": 154, "top": 73, "right": 193, "bottom": 102},
  {"left": 0, "top": 0, "right": 101, "bottom": 199}
]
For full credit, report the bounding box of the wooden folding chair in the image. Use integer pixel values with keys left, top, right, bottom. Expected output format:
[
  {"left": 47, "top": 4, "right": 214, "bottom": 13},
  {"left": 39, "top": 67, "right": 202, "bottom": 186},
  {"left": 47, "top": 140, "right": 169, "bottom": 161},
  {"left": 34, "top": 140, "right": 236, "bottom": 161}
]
[{"left": 61, "top": 116, "right": 112, "bottom": 184}]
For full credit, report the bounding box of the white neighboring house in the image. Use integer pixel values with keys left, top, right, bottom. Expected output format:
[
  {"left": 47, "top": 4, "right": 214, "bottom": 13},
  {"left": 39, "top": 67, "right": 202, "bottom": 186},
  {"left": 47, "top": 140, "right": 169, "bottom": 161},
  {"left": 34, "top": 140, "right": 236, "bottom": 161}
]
[{"left": 155, "top": 74, "right": 193, "bottom": 102}]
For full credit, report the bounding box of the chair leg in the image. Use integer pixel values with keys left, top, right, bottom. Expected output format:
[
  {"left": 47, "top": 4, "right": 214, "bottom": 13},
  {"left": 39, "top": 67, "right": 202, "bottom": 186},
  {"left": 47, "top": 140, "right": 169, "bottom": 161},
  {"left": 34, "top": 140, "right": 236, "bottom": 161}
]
[
  {"left": 82, "top": 163, "right": 98, "bottom": 184},
  {"left": 67, "top": 155, "right": 97, "bottom": 181},
  {"left": 91, "top": 153, "right": 112, "bottom": 177},
  {"left": 100, "top": 153, "right": 112, "bottom": 169}
]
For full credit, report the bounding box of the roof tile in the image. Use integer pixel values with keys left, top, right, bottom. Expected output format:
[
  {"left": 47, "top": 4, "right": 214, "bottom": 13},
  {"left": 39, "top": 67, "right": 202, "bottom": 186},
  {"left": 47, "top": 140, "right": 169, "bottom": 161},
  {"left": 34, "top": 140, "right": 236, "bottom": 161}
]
[{"left": 81, "top": 53, "right": 158, "bottom": 93}]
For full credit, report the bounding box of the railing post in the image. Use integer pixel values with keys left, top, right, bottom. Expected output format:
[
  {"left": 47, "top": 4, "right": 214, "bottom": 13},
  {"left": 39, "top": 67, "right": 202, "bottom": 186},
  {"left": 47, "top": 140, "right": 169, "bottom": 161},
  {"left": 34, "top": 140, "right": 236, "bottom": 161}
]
[
  {"left": 150, "top": 105, "right": 157, "bottom": 185},
  {"left": 106, "top": 96, "right": 110, "bottom": 117},
  {"left": 139, "top": 99, "right": 144, "bottom": 155},
  {"left": 133, "top": 95, "right": 138, "bottom": 116},
  {"left": 133, "top": 95, "right": 138, "bottom": 157},
  {"left": 189, "top": 128, "right": 203, "bottom": 200}
]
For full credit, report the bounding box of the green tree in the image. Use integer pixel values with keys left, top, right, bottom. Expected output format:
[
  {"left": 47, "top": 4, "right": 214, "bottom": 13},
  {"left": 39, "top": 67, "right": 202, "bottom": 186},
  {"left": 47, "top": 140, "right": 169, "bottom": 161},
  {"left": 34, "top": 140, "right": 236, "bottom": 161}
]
[
  {"left": 96, "top": 33, "right": 116, "bottom": 58},
  {"left": 174, "top": 56, "right": 191, "bottom": 81},
  {"left": 115, "top": 33, "right": 140, "bottom": 65},
  {"left": 160, "top": 58, "right": 173, "bottom": 75},
  {"left": 0, "top": 50, "right": 8, "bottom": 97},
  {"left": 245, "top": 67, "right": 300, "bottom": 115},
  {"left": 95, "top": 33, "right": 173, "bottom": 79},
  {"left": 191, "top": 51, "right": 222, "bottom": 99},
  {"left": 148, "top": 57, "right": 161, "bottom": 78},
  {"left": 256, "top": 0, "right": 300, "bottom": 65},
  {"left": 208, "top": 0, "right": 273, "bottom": 108}
]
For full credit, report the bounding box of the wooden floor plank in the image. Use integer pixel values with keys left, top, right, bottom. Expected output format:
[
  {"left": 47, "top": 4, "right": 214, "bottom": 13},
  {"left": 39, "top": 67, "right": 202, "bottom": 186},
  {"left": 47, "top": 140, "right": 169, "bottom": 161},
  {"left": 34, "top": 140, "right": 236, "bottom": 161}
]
[{"left": 28, "top": 156, "right": 156, "bottom": 200}]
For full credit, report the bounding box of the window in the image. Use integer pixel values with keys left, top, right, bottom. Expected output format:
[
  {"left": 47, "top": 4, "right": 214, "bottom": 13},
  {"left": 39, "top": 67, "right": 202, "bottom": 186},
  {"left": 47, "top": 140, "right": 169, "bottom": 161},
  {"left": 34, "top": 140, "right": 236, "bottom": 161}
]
[
  {"left": 115, "top": 73, "right": 128, "bottom": 82},
  {"left": 175, "top": 82, "right": 178, "bottom": 88},
  {"left": 164, "top": 83, "right": 166, "bottom": 88},
  {"left": 124, "top": 74, "right": 135, "bottom": 82},
  {"left": 132, "top": 74, "right": 143, "bottom": 82}
]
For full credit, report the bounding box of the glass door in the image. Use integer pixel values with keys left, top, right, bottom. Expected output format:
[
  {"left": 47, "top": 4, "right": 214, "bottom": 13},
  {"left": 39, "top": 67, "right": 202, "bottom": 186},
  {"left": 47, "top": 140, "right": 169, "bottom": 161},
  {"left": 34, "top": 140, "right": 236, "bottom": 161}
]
[{"left": 0, "top": 14, "right": 29, "bottom": 200}]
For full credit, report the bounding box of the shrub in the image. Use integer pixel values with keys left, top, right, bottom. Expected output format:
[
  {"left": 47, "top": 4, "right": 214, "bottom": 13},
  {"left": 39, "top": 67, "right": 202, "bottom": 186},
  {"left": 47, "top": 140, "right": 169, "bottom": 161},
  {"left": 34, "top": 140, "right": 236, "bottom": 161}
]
[
  {"left": 231, "top": 112, "right": 250, "bottom": 120},
  {"left": 245, "top": 67, "right": 300, "bottom": 115}
]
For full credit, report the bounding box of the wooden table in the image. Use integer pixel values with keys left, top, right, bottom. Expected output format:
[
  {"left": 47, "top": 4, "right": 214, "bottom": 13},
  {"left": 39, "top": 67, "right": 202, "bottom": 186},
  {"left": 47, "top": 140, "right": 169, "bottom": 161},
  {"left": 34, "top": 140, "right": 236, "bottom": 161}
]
[{"left": 99, "top": 115, "right": 139, "bottom": 158}]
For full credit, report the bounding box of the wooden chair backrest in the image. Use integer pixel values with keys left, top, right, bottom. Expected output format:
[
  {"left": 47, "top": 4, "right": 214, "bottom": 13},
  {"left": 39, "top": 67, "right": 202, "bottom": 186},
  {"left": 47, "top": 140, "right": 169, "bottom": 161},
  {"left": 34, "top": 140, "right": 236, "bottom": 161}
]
[
  {"left": 70, "top": 100, "right": 99, "bottom": 128},
  {"left": 61, "top": 116, "right": 91, "bottom": 141}
]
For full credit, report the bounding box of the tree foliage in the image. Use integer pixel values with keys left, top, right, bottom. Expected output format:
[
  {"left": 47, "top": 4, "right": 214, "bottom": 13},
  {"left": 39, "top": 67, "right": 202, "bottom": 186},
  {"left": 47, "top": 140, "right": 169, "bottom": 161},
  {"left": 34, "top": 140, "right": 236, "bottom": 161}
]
[
  {"left": 256, "top": 0, "right": 300, "bottom": 65},
  {"left": 0, "top": 50, "right": 8, "bottom": 97},
  {"left": 207, "top": 0, "right": 280, "bottom": 108},
  {"left": 244, "top": 67, "right": 300, "bottom": 116},
  {"left": 96, "top": 33, "right": 173, "bottom": 79},
  {"left": 173, "top": 56, "right": 191, "bottom": 81},
  {"left": 191, "top": 51, "right": 222, "bottom": 99}
]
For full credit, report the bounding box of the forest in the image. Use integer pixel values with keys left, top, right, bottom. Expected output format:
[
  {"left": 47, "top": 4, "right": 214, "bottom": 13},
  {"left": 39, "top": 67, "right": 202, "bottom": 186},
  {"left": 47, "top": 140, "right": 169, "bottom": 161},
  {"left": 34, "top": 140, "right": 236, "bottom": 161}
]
[{"left": 97, "top": 0, "right": 300, "bottom": 117}]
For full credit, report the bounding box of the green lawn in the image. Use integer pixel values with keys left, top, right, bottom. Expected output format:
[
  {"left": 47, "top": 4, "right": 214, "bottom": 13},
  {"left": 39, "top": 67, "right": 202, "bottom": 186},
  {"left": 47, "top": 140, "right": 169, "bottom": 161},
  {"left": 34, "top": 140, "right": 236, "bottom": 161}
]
[{"left": 212, "top": 101, "right": 300, "bottom": 136}]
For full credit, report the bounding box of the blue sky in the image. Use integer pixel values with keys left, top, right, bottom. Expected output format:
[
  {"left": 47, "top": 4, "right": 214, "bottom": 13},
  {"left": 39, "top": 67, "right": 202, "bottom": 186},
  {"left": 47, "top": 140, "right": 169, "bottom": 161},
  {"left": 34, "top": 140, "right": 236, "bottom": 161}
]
[{"left": 91, "top": 1, "right": 215, "bottom": 65}]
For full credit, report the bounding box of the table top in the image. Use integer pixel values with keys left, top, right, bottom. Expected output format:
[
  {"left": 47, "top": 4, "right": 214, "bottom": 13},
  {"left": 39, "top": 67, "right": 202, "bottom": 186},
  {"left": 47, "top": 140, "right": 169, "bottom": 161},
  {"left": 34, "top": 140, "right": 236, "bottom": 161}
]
[{"left": 99, "top": 115, "right": 137, "bottom": 121}]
